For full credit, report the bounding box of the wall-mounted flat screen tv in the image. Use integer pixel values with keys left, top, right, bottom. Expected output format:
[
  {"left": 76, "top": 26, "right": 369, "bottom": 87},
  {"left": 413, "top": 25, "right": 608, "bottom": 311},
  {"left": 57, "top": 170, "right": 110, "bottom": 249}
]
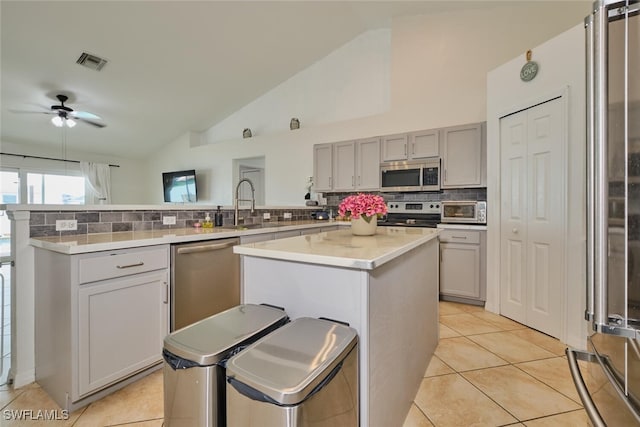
[{"left": 162, "top": 170, "right": 197, "bottom": 203}]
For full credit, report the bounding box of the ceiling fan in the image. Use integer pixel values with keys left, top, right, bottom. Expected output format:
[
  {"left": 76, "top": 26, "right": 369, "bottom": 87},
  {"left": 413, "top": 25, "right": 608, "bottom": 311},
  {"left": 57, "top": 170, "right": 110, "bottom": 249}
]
[{"left": 10, "top": 94, "right": 106, "bottom": 128}]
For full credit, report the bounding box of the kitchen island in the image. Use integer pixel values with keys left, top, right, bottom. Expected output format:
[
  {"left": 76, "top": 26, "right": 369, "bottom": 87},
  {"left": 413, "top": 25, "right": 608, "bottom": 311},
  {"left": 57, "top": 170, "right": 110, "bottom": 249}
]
[{"left": 234, "top": 226, "right": 440, "bottom": 427}]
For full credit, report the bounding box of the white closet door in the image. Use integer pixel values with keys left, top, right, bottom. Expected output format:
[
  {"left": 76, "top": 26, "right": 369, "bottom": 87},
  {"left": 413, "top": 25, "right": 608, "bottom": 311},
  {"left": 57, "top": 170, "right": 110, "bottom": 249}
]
[
  {"left": 500, "top": 111, "right": 528, "bottom": 323},
  {"left": 524, "top": 99, "right": 563, "bottom": 336},
  {"left": 500, "top": 97, "right": 564, "bottom": 338}
]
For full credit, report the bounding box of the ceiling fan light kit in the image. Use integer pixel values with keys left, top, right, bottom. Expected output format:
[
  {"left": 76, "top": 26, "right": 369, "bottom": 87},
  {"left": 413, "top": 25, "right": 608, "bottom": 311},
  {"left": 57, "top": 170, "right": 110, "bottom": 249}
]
[{"left": 51, "top": 115, "right": 76, "bottom": 128}]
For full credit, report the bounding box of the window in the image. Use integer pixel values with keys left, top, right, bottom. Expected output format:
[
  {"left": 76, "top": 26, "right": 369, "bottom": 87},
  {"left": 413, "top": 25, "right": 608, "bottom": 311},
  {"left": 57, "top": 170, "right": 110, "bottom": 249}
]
[
  {"left": 0, "top": 170, "right": 19, "bottom": 204},
  {"left": 0, "top": 168, "right": 86, "bottom": 205},
  {"left": 26, "top": 172, "right": 85, "bottom": 204}
]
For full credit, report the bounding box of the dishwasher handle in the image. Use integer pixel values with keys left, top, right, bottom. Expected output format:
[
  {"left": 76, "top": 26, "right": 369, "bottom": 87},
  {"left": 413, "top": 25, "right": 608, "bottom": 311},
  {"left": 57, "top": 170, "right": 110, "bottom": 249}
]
[{"left": 176, "top": 240, "right": 237, "bottom": 255}]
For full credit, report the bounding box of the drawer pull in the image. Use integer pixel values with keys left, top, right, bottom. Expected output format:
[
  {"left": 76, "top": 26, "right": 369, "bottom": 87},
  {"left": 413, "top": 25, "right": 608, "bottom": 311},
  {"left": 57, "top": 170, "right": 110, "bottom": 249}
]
[
  {"left": 116, "top": 261, "right": 145, "bottom": 269},
  {"left": 451, "top": 236, "right": 467, "bottom": 240}
]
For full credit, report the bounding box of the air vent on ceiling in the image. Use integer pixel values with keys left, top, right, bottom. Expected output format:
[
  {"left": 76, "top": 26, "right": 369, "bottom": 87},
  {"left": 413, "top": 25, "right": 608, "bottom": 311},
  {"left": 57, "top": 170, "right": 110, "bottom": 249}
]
[{"left": 76, "top": 52, "right": 108, "bottom": 71}]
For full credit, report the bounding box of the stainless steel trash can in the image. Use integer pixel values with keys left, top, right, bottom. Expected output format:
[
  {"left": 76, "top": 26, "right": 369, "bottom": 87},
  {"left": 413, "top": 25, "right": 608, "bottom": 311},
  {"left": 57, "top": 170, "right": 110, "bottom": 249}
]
[
  {"left": 226, "top": 317, "right": 358, "bottom": 427},
  {"left": 163, "top": 304, "right": 288, "bottom": 427}
]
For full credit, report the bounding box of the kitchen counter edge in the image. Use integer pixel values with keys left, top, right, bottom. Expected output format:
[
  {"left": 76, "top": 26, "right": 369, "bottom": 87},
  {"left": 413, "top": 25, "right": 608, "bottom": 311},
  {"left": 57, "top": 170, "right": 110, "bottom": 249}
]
[{"left": 30, "top": 221, "right": 347, "bottom": 255}]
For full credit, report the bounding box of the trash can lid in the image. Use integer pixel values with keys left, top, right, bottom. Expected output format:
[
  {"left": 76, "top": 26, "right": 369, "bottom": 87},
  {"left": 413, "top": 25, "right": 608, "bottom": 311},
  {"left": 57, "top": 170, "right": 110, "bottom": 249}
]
[
  {"left": 163, "top": 304, "right": 288, "bottom": 366},
  {"left": 226, "top": 317, "right": 358, "bottom": 405}
]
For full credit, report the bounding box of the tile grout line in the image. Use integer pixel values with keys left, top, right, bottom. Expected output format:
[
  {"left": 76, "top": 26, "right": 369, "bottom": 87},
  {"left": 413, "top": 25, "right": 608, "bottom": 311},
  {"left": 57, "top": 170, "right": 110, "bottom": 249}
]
[
  {"left": 511, "top": 359, "right": 585, "bottom": 406},
  {"left": 435, "top": 310, "right": 585, "bottom": 424}
]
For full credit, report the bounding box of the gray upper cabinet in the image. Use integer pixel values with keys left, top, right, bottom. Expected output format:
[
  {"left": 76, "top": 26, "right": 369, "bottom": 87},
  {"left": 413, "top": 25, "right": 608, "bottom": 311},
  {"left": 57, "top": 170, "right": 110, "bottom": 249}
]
[
  {"left": 441, "top": 122, "right": 486, "bottom": 188},
  {"left": 382, "top": 130, "right": 439, "bottom": 162},
  {"left": 313, "top": 143, "right": 333, "bottom": 192},
  {"left": 356, "top": 137, "right": 381, "bottom": 190},
  {"left": 315, "top": 138, "right": 380, "bottom": 193},
  {"left": 333, "top": 141, "right": 357, "bottom": 191},
  {"left": 381, "top": 133, "right": 409, "bottom": 162},
  {"left": 409, "top": 129, "right": 440, "bottom": 159},
  {"left": 314, "top": 122, "right": 485, "bottom": 192}
]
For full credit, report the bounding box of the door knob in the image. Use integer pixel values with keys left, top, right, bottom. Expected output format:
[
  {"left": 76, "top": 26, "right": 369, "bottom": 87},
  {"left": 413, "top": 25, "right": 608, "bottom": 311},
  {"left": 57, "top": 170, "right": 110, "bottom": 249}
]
[{"left": 512, "top": 228, "right": 519, "bottom": 234}]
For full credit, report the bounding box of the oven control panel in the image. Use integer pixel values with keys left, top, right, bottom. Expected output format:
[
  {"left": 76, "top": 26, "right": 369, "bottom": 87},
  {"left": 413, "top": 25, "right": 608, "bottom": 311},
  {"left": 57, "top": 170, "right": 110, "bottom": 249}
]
[{"left": 386, "top": 202, "right": 441, "bottom": 214}]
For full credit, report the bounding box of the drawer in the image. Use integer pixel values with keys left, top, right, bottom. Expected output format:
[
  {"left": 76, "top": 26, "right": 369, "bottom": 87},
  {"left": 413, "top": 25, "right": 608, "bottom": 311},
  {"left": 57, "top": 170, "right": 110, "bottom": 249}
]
[
  {"left": 439, "top": 229, "right": 480, "bottom": 244},
  {"left": 77, "top": 246, "right": 169, "bottom": 284}
]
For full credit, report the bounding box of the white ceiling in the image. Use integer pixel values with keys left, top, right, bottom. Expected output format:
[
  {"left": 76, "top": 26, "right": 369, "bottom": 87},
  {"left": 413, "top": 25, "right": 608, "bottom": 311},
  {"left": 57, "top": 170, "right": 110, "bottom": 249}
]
[{"left": 0, "top": 1, "right": 506, "bottom": 160}]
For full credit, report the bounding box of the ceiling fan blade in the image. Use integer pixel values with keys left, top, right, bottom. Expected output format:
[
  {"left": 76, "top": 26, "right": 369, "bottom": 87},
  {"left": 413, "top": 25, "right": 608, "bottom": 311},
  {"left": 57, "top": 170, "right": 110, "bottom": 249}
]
[
  {"left": 69, "top": 110, "right": 102, "bottom": 120},
  {"left": 76, "top": 117, "right": 107, "bottom": 128},
  {"left": 9, "top": 108, "right": 55, "bottom": 115}
]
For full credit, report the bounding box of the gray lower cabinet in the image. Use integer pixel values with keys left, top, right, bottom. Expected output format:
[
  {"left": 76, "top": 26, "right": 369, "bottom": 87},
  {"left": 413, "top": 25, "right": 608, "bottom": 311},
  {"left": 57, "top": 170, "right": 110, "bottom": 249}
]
[
  {"left": 35, "top": 245, "right": 170, "bottom": 411},
  {"left": 439, "top": 229, "right": 486, "bottom": 304}
]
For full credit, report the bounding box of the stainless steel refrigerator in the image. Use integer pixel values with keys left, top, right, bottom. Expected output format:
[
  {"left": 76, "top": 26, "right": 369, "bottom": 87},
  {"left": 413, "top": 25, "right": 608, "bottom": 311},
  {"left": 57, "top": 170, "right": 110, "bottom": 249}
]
[{"left": 567, "top": 1, "right": 640, "bottom": 425}]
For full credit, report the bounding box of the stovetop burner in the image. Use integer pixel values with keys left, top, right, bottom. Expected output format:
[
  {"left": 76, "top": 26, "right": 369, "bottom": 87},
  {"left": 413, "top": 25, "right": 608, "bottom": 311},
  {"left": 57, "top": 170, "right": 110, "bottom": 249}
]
[{"left": 378, "top": 201, "right": 441, "bottom": 228}]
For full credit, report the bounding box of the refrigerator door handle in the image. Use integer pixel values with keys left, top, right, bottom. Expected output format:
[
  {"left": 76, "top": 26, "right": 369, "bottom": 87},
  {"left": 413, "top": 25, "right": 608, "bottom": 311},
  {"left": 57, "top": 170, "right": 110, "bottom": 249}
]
[
  {"left": 585, "top": 12, "right": 595, "bottom": 322},
  {"left": 592, "top": 0, "right": 610, "bottom": 330},
  {"left": 566, "top": 348, "right": 606, "bottom": 427}
]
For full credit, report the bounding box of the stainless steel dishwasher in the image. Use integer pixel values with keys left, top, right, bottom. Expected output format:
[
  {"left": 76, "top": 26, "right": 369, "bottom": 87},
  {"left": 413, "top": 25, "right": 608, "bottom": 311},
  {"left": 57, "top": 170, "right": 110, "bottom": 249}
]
[{"left": 171, "top": 238, "right": 240, "bottom": 331}]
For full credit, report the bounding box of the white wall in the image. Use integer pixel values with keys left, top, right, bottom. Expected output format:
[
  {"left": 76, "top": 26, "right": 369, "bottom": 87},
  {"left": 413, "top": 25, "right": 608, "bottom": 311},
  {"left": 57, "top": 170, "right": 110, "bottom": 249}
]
[
  {"left": 147, "top": 2, "right": 590, "bottom": 206},
  {"left": 0, "top": 140, "right": 148, "bottom": 204},
  {"left": 486, "top": 23, "right": 587, "bottom": 349}
]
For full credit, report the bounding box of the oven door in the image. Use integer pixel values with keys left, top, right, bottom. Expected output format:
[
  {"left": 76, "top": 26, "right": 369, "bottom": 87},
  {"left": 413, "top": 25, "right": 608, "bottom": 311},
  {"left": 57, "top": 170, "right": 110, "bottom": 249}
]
[{"left": 380, "top": 161, "right": 423, "bottom": 192}]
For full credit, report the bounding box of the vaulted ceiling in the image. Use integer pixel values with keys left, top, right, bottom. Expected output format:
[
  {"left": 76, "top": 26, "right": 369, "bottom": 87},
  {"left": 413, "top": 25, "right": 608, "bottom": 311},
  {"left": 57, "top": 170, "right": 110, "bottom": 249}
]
[{"left": 0, "top": 1, "right": 563, "bottom": 160}]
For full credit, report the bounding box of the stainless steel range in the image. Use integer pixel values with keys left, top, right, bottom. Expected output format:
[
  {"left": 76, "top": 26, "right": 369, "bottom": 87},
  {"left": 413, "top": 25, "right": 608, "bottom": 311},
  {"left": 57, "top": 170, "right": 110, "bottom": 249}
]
[{"left": 378, "top": 201, "right": 441, "bottom": 227}]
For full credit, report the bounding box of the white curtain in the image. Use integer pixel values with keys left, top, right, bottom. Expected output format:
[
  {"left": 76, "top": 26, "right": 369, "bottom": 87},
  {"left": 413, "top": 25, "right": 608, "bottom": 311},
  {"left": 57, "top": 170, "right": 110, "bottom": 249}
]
[{"left": 80, "top": 161, "right": 112, "bottom": 204}]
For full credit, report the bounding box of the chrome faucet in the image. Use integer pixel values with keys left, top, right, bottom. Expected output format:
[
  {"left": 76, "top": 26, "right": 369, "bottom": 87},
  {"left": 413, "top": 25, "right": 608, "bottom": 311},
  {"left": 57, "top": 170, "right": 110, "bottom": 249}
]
[{"left": 234, "top": 178, "right": 256, "bottom": 226}]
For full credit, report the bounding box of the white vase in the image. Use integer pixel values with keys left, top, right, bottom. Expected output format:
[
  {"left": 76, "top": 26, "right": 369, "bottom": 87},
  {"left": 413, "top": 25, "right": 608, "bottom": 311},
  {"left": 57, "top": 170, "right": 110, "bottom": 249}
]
[{"left": 351, "top": 216, "right": 377, "bottom": 236}]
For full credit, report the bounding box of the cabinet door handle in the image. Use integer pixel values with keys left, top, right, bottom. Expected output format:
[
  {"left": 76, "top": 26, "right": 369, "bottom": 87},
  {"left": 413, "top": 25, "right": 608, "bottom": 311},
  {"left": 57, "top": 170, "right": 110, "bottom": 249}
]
[
  {"left": 404, "top": 144, "right": 407, "bottom": 156},
  {"left": 352, "top": 176, "right": 355, "bottom": 186},
  {"left": 163, "top": 281, "right": 168, "bottom": 304},
  {"left": 412, "top": 143, "right": 415, "bottom": 155},
  {"left": 329, "top": 177, "right": 332, "bottom": 187},
  {"left": 116, "top": 261, "right": 144, "bottom": 269}
]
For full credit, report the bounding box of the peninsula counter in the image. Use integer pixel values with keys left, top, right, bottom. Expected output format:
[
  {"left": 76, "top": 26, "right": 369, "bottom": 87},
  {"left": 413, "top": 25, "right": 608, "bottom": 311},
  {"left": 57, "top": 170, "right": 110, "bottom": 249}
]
[{"left": 234, "top": 227, "right": 440, "bottom": 427}]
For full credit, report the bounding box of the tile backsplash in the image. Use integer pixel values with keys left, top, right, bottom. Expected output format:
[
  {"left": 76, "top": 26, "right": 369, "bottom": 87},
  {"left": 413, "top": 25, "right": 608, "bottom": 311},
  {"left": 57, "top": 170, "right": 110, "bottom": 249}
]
[
  {"left": 325, "top": 188, "right": 487, "bottom": 211},
  {"left": 29, "top": 208, "right": 316, "bottom": 238},
  {"left": 28, "top": 189, "right": 486, "bottom": 237}
]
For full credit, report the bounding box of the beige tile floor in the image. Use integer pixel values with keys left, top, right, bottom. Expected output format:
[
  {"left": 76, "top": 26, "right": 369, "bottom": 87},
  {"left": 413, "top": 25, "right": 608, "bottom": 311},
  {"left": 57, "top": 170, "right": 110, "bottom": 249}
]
[
  {"left": 404, "top": 301, "right": 590, "bottom": 427},
  {"left": 0, "top": 301, "right": 589, "bottom": 426}
]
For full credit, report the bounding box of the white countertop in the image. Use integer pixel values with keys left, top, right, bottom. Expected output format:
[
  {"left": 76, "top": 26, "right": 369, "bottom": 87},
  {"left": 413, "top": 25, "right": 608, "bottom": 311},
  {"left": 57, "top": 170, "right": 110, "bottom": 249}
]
[
  {"left": 234, "top": 226, "right": 440, "bottom": 270},
  {"left": 437, "top": 223, "right": 487, "bottom": 231},
  {"left": 30, "top": 221, "right": 344, "bottom": 254}
]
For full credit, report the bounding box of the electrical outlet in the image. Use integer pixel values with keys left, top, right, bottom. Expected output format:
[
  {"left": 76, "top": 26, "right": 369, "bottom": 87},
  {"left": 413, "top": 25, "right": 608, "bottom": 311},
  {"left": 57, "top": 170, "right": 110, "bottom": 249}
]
[
  {"left": 263, "top": 212, "right": 271, "bottom": 220},
  {"left": 162, "top": 216, "right": 176, "bottom": 225},
  {"left": 56, "top": 219, "right": 77, "bottom": 231},
  {"left": 283, "top": 212, "right": 292, "bottom": 219}
]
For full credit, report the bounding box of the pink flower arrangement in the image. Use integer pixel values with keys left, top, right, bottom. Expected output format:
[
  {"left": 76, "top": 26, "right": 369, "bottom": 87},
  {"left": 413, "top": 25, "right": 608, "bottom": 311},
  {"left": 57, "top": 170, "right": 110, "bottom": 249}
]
[{"left": 338, "top": 193, "right": 388, "bottom": 223}]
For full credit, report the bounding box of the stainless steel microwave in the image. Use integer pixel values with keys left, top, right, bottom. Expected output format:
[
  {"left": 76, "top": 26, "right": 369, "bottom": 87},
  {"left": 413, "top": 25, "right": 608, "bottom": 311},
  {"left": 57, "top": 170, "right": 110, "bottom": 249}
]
[
  {"left": 380, "top": 158, "right": 440, "bottom": 192},
  {"left": 441, "top": 200, "right": 487, "bottom": 224}
]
